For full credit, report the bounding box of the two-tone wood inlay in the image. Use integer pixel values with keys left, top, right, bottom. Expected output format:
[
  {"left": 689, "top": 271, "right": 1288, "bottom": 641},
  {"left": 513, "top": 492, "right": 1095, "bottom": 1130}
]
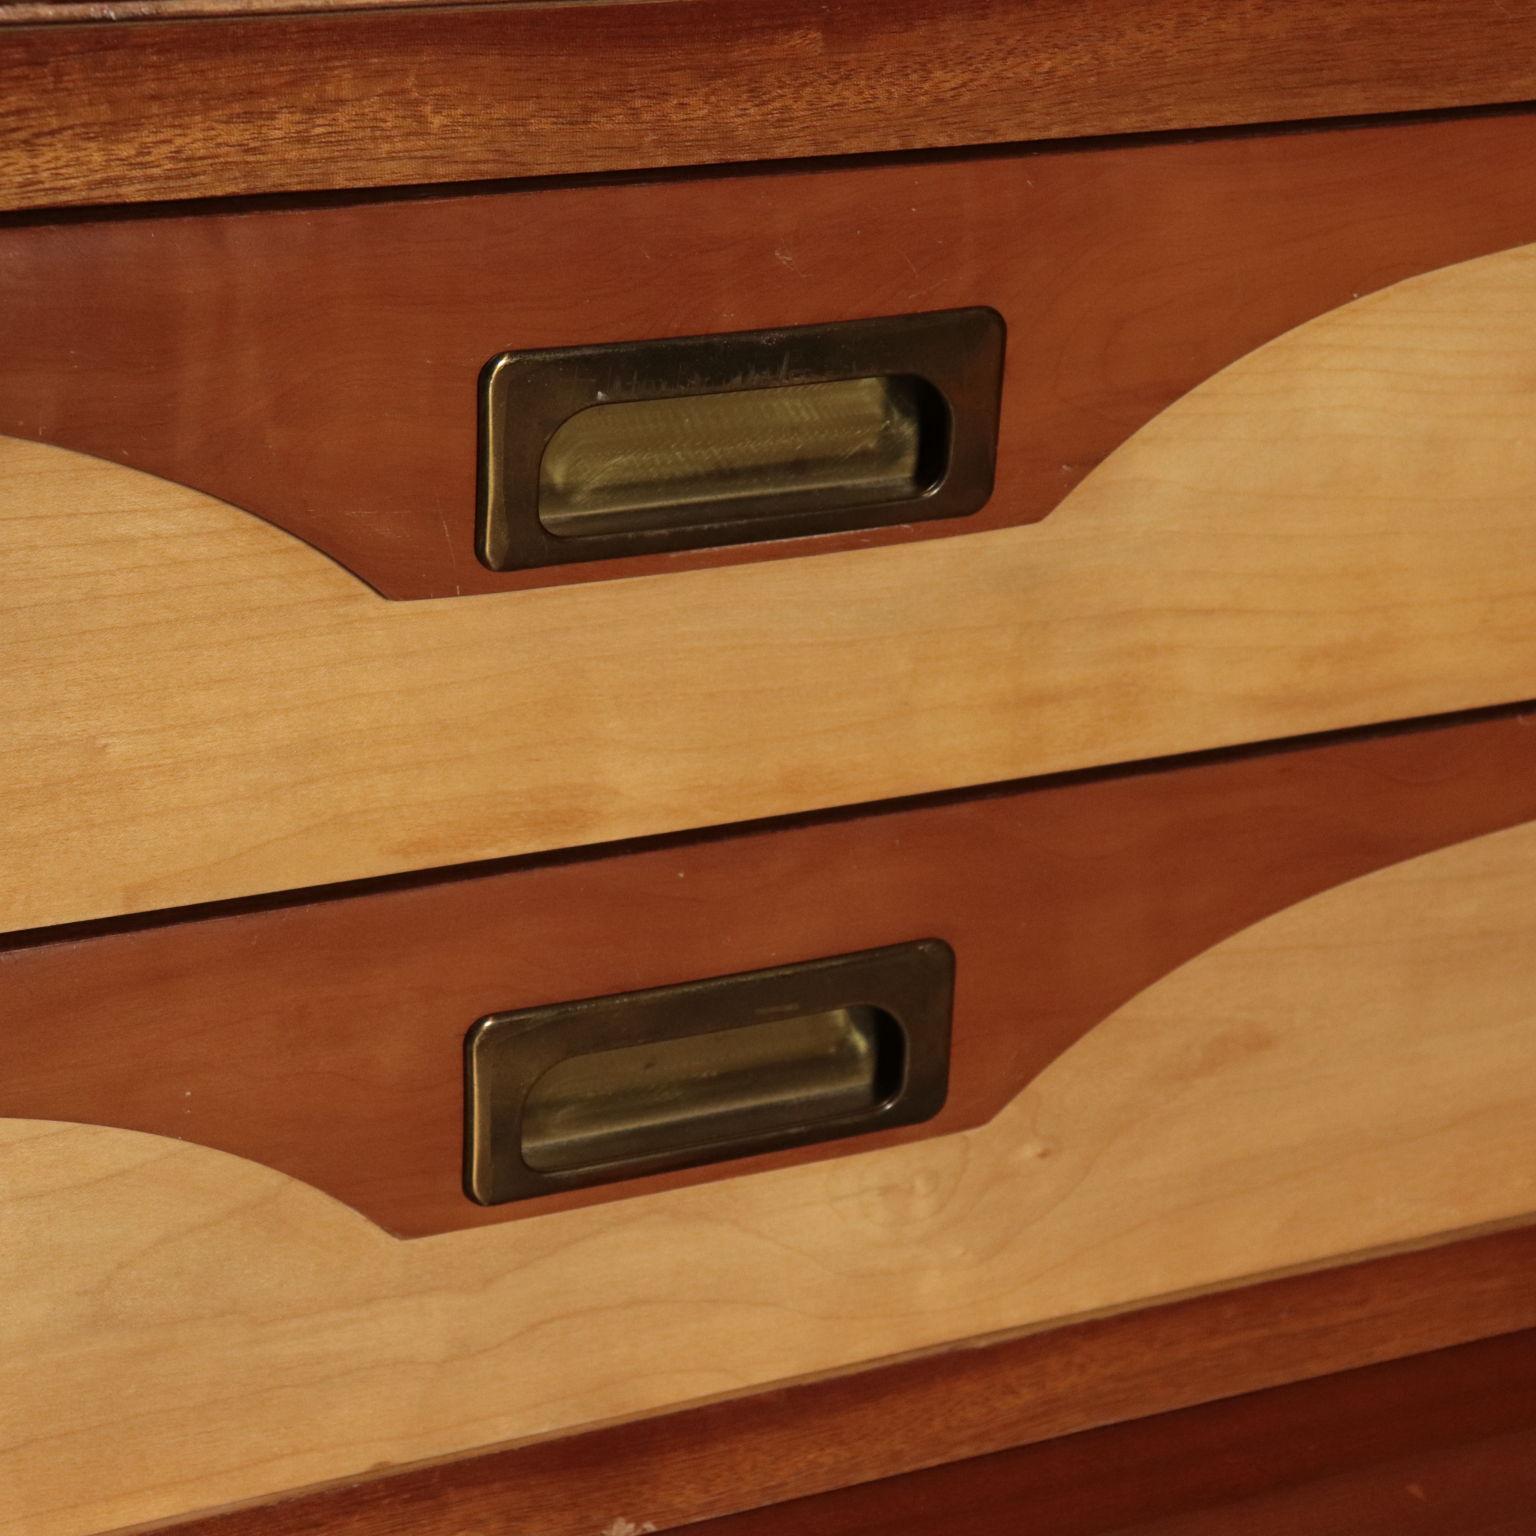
[
  {"left": 4, "top": 707, "right": 1534, "bottom": 1234},
  {"left": 137, "top": 1228, "right": 1536, "bottom": 1536},
  {"left": 6, "top": 814, "right": 1536, "bottom": 1536},
  {"left": 0, "top": 110, "right": 1533, "bottom": 597},
  {"left": 6, "top": 107, "right": 1536, "bottom": 1535},
  {"left": 7, "top": 241, "right": 1536, "bottom": 928}
]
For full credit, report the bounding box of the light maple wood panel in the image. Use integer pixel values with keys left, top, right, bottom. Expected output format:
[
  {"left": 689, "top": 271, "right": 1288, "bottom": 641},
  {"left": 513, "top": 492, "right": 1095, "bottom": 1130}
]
[
  {"left": 7, "top": 243, "right": 1536, "bottom": 932},
  {"left": 6, "top": 819, "right": 1536, "bottom": 1536}
]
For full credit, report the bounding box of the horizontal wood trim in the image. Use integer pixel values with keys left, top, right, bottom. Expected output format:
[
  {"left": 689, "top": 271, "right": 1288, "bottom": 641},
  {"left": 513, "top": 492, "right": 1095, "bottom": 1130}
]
[
  {"left": 5, "top": 111, "right": 1536, "bottom": 599},
  {"left": 9, "top": 242, "right": 1536, "bottom": 929},
  {"left": 7, "top": 707, "right": 1535, "bottom": 1235},
  {"left": 1, "top": 1, "right": 1535, "bottom": 211},
  {"left": 143, "top": 1225, "right": 1536, "bottom": 1536},
  {"left": 7, "top": 813, "right": 1536, "bottom": 1532},
  {"left": 3, "top": 0, "right": 518, "bottom": 19},
  {"left": 676, "top": 1328, "right": 1536, "bottom": 1536}
]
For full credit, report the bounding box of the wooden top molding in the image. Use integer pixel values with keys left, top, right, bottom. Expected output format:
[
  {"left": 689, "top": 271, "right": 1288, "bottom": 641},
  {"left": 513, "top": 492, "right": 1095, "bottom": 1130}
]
[
  {"left": 7, "top": 242, "right": 1536, "bottom": 930},
  {"left": 1, "top": 0, "right": 1535, "bottom": 210},
  {"left": 5, "top": 0, "right": 514, "bottom": 15}
]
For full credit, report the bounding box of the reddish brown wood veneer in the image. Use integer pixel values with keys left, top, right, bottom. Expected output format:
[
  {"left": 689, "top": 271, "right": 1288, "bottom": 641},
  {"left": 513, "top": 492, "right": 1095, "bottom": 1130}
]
[
  {"left": 672, "top": 1327, "right": 1536, "bottom": 1536},
  {"left": 2, "top": 1, "right": 1534, "bottom": 210},
  {"left": 2, "top": 109, "right": 1535, "bottom": 597},
  {"left": 148, "top": 1222, "right": 1536, "bottom": 1536},
  {"left": 4, "top": 705, "right": 1535, "bottom": 1236}
]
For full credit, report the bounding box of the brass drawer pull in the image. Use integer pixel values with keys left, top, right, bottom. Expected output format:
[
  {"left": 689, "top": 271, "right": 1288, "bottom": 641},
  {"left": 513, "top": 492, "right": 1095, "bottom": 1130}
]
[
  {"left": 465, "top": 941, "right": 953, "bottom": 1204},
  {"left": 477, "top": 310, "right": 1004, "bottom": 570}
]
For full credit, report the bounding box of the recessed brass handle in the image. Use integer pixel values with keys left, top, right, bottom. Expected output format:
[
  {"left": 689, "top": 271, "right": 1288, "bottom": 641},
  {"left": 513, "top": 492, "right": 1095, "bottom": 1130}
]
[
  {"left": 520, "top": 1004, "right": 904, "bottom": 1173},
  {"left": 464, "top": 941, "right": 953, "bottom": 1204},
  {"left": 537, "top": 375, "right": 946, "bottom": 540},
  {"left": 477, "top": 309, "right": 1005, "bottom": 571}
]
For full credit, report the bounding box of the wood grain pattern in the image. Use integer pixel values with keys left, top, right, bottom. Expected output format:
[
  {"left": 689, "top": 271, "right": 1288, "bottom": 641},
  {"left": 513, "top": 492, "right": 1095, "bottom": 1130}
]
[
  {"left": 679, "top": 1329, "right": 1536, "bottom": 1536},
  {"left": 138, "top": 1224, "right": 1536, "bottom": 1536},
  {"left": 2, "top": 1, "right": 1536, "bottom": 211},
  {"left": 7, "top": 816, "right": 1536, "bottom": 1535},
  {"left": 7, "top": 707, "right": 1536, "bottom": 1235},
  {"left": 9, "top": 241, "right": 1536, "bottom": 930},
  {"left": 6, "top": 0, "right": 519, "bottom": 16},
  {"left": 5, "top": 110, "right": 1536, "bottom": 598}
]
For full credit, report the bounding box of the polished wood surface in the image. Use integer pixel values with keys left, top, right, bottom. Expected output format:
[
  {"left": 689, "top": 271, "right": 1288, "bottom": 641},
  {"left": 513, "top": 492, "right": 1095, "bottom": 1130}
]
[
  {"left": 134, "top": 1225, "right": 1536, "bottom": 1536},
  {"left": 3, "top": 110, "right": 1535, "bottom": 597},
  {"left": 681, "top": 1329, "right": 1536, "bottom": 1536},
  {"left": 10, "top": 241, "right": 1536, "bottom": 929},
  {"left": 7, "top": 815, "right": 1536, "bottom": 1534},
  {"left": 2, "top": 3, "right": 1534, "bottom": 211},
  {"left": 7, "top": 707, "right": 1535, "bottom": 1234},
  {"left": 8, "top": 0, "right": 520, "bottom": 13}
]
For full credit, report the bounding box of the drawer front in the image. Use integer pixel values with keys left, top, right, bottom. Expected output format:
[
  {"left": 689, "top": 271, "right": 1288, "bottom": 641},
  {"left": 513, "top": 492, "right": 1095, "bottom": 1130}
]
[
  {"left": 1, "top": 109, "right": 1534, "bottom": 601},
  {"left": 6, "top": 705, "right": 1536, "bottom": 1235},
  {"left": 5, "top": 709, "right": 1536, "bottom": 1532},
  {"left": 9, "top": 219, "right": 1536, "bottom": 930}
]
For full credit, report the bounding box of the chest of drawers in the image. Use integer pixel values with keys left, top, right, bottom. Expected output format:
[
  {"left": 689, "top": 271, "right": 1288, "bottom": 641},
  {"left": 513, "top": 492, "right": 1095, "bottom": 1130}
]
[{"left": 3, "top": 5, "right": 1536, "bottom": 1532}]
